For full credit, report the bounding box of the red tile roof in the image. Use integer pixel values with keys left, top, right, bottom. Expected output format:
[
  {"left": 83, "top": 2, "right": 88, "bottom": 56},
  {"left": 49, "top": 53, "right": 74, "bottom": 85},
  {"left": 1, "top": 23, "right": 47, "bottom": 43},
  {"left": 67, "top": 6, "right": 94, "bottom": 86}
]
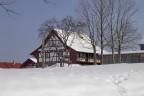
[{"left": 0, "top": 62, "right": 21, "bottom": 69}]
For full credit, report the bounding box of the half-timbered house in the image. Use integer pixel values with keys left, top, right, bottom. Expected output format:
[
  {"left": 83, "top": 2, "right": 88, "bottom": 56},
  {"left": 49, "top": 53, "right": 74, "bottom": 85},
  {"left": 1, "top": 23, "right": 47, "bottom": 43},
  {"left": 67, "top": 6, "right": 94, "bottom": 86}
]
[{"left": 21, "top": 29, "right": 108, "bottom": 68}]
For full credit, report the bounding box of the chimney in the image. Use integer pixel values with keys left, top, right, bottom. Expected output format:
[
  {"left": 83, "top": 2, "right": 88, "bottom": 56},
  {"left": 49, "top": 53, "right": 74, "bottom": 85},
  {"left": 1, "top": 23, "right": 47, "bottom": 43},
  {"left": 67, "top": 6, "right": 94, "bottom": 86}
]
[
  {"left": 77, "top": 27, "right": 84, "bottom": 38},
  {"left": 78, "top": 30, "right": 83, "bottom": 38}
]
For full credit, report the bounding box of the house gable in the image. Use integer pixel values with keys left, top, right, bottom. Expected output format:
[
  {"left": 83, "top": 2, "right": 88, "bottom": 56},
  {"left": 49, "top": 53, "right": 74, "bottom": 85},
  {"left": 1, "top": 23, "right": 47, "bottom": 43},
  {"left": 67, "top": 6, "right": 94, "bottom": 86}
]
[{"left": 35, "top": 29, "right": 71, "bottom": 67}]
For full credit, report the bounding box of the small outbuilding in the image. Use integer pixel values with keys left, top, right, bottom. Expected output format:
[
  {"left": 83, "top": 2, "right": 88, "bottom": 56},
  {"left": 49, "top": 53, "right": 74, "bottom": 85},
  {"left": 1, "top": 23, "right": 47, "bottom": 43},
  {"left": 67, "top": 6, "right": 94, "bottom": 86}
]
[
  {"left": 20, "top": 58, "right": 37, "bottom": 68},
  {"left": 0, "top": 62, "right": 21, "bottom": 69}
]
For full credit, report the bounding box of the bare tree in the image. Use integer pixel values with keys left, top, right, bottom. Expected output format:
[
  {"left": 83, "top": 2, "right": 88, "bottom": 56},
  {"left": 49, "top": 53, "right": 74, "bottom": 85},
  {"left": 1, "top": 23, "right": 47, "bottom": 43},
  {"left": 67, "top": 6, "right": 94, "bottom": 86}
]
[
  {"left": 38, "top": 16, "right": 84, "bottom": 67},
  {"left": 38, "top": 17, "right": 59, "bottom": 68},
  {"left": 76, "top": 0, "right": 109, "bottom": 64},
  {"left": 59, "top": 16, "right": 84, "bottom": 66},
  {"left": 92, "top": 0, "right": 109, "bottom": 64},
  {"left": 105, "top": 0, "right": 116, "bottom": 64},
  {"left": 38, "top": 17, "right": 58, "bottom": 39},
  {"left": 105, "top": 0, "right": 139, "bottom": 63},
  {"left": 76, "top": 0, "right": 98, "bottom": 65},
  {"left": 114, "top": 0, "right": 137, "bottom": 63},
  {"left": 76, "top": 0, "right": 139, "bottom": 64},
  {"left": 59, "top": 16, "right": 85, "bottom": 45},
  {"left": 0, "top": 0, "right": 52, "bottom": 18},
  {"left": 0, "top": 0, "right": 19, "bottom": 16},
  {"left": 115, "top": 20, "right": 140, "bottom": 50}
]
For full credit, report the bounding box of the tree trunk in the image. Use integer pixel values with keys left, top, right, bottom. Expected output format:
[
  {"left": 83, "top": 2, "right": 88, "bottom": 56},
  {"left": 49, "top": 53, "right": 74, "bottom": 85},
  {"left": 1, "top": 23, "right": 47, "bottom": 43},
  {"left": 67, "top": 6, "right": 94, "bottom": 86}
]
[
  {"left": 118, "top": 37, "right": 121, "bottom": 63},
  {"left": 93, "top": 44, "right": 97, "bottom": 65},
  {"left": 112, "top": 40, "right": 115, "bottom": 64},
  {"left": 42, "top": 39, "right": 45, "bottom": 68},
  {"left": 100, "top": 20, "right": 104, "bottom": 64}
]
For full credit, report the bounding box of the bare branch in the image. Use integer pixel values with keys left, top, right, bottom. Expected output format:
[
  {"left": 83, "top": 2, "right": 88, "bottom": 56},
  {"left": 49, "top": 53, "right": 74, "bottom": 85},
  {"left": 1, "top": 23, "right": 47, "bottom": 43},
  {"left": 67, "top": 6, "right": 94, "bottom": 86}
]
[
  {"left": 43, "top": 0, "right": 56, "bottom": 5},
  {"left": 0, "top": 0, "right": 20, "bottom": 18},
  {"left": 0, "top": 0, "right": 20, "bottom": 20},
  {"left": 38, "top": 17, "right": 58, "bottom": 39}
]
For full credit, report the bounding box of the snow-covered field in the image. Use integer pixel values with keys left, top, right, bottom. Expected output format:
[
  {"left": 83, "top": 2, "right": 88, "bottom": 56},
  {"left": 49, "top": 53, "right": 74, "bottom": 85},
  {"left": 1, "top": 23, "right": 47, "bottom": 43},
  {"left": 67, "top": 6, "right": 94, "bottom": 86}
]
[{"left": 0, "top": 63, "right": 144, "bottom": 96}]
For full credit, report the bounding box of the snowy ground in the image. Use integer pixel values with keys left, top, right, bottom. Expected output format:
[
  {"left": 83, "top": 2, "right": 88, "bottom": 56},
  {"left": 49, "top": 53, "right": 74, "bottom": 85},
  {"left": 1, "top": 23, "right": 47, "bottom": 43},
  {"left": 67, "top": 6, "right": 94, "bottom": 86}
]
[{"left": 0, "top": 63, "right": 144, "bottom": 96}]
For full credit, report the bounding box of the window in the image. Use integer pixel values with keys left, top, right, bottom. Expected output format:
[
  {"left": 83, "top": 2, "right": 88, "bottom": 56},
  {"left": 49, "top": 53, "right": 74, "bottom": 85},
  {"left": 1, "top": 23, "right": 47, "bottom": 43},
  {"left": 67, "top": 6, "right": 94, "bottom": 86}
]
[
  {"left": 88, "top": 54, "right": 93, "bottom": 58},
  {"left": 79, "top": 53, "right": 86, "bottom": 58},
  {"left": 45, "top": 52, "right": 49, "bottom": 58}
]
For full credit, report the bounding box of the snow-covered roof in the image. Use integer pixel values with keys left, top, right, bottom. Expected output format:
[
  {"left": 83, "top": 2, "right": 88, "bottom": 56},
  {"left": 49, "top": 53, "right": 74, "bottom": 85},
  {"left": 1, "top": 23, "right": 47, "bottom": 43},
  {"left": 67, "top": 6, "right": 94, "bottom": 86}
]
[
  {"left": 139, "top": 36, "right": 144, "bottom": 44},
  {"left": 104, "top": 50, "right": 144, "bottom": 55},
  {"left": 54, "top": 29, "right": 108, "bottom": 54},
  {"left": 30, "top": 57, "right": 37, "bottom": 63}
]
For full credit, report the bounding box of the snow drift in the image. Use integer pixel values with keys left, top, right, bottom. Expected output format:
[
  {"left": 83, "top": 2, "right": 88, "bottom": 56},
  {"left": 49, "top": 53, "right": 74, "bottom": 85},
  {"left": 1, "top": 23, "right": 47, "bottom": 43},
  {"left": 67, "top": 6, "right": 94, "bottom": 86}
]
[{"left": 0, "top": 63, "right": 144, "bottom": 96}]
